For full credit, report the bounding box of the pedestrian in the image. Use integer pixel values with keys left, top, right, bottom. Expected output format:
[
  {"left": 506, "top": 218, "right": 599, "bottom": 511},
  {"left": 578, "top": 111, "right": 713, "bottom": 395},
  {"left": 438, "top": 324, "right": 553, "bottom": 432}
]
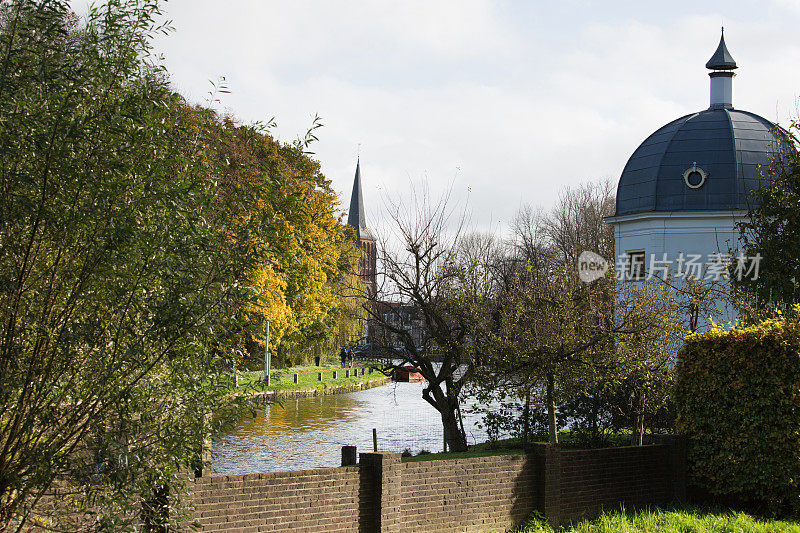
[
  {"left": 348, "top": 349, "right": 354, "bottom": 368},
  {"left": 339, "top": 347, "right": 347, "bottom": 367}
]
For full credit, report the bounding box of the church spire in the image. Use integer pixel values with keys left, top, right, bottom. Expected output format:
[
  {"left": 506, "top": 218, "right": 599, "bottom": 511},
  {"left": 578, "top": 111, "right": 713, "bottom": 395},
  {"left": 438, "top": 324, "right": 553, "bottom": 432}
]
[
  {"left": 347, "top": 159, "right": 375, "bottom": 241},
  {"left": 706, "top": 27, "right": 737, "bottom": 110}
]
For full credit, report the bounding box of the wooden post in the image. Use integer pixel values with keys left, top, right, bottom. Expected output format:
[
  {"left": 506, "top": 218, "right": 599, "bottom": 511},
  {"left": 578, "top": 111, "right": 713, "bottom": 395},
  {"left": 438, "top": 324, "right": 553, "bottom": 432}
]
[
  {"left": 373, "top": 428, "right": 378, "bottom": 452},
  {"left": 263, "top": 321, "right": 271, "bottom": 385},
  {"left": 332, "top": 370, "right": 337, "bottom": 379},
  {"left": 293, "top": 373, "right": 298, "bottom": 384},
  {"left": 318, "top": 372, "right": 322, "bottom": 381}
]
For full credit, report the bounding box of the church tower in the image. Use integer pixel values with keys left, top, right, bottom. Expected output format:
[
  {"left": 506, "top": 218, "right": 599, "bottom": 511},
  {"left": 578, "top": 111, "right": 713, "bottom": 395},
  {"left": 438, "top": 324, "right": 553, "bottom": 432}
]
[{"left": 347, "top": 159, "right": 377, "bottom": 299}]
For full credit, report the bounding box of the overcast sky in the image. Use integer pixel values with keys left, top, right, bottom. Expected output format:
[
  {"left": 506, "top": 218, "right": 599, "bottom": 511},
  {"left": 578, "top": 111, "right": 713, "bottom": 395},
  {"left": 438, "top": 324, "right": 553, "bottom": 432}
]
[{"left": 80, "top": 1, "right": 800, "bottom": 235}]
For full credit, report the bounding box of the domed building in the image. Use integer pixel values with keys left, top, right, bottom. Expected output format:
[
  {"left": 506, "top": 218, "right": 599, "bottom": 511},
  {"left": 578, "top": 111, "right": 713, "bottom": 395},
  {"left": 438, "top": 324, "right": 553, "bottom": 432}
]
[{"left": 606, "top": 30, "right": 789, "bottom": 325}]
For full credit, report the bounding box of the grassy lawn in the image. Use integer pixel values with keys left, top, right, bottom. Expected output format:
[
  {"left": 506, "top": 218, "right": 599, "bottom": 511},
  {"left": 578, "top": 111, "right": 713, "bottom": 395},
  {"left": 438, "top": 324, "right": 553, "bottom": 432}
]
[
  {"left": 234, "top": 364, "right": 386, "bottom": 393},
  {"left": 511, "top": 507, "right": 800, "bottom": 532},
  {"left": 400, "top": 433, "right": 640, "bottom": 462}
]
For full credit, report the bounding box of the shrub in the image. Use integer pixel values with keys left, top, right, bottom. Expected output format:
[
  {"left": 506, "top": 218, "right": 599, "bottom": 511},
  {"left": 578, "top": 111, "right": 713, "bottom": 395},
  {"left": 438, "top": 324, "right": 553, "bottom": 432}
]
[{"left": 674, "top": 315, "right": 800, "bottom": 515}]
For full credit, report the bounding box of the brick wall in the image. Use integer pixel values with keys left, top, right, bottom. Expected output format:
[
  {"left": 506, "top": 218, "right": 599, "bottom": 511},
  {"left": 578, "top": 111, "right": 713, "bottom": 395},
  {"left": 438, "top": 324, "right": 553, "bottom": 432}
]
[
  {"left": 558, "top": 445, "right": 672, "bottom": 522},
  {"left": 191, "top": 439, "right": 685, "bottom": 532},
  {"left": 191, "top": 466, "right": 375, "bottom": 532},
  {"left": 398, "top": 454, "right": 537, "bottom": 532}
]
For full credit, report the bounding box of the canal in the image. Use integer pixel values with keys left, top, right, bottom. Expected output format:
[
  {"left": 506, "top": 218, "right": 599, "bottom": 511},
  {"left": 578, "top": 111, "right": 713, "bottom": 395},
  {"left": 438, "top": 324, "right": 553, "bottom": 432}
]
[{"left": 212, "top": 381, "right": 503, "bottom": 475}]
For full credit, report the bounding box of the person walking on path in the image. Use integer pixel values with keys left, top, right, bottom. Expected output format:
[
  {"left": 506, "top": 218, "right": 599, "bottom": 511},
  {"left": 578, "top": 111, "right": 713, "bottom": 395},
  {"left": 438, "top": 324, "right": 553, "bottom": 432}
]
[
  {"left": 348, "top": 349, "right": 354, "bottom": 368},
  {"left": 339, "top": 347, "right": 347, "bottom": 367}
]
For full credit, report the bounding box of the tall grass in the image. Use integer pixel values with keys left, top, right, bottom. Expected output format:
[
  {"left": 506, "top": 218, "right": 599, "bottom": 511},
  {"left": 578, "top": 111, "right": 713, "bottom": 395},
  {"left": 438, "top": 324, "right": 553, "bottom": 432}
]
[{"left": 512, "top": 506, "right": 800, "bottom": 532}]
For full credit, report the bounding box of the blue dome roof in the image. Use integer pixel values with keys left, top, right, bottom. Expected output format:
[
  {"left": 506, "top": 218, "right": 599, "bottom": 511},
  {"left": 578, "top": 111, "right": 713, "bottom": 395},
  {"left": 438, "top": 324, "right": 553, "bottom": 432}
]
[{"left": 615, "top": 108, "right": 787, "bottom": 216}]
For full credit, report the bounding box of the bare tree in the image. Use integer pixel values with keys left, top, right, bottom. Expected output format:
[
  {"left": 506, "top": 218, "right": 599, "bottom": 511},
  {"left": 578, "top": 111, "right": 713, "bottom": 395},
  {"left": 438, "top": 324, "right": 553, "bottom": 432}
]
[
  {"left": 367, "top": 186, "right": 476, "bottom": 452},
  {"left": 544, "top": 179, "right": 616, "bottom": 264}
]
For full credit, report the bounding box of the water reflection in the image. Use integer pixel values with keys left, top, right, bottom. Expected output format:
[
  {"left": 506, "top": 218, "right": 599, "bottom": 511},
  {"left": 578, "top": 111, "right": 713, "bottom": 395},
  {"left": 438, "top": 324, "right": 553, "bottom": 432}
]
[{"left": 212, "top": 382, "right": 500, "bottom": 475}]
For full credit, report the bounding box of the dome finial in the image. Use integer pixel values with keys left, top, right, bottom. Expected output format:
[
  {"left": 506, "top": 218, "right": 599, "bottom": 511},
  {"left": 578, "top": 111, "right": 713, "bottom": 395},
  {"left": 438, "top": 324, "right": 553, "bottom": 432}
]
[
  {"left": 706, "top": 27, "right": 737, "bottom": 70},
  {"left": 707, "top": 28, "right": 736, "bottom": 109}
]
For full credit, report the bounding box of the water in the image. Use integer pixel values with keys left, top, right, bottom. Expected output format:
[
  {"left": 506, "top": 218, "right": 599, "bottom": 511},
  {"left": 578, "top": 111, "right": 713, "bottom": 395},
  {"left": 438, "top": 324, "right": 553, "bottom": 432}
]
[{"left": 212, "top": 382, "right": 502, "bottom": 475}]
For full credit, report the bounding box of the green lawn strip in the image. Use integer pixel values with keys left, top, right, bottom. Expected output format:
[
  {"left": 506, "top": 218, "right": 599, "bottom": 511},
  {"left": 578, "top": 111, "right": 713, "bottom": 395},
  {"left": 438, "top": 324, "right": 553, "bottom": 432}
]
[
  {"left": 400, "top": 431, "right": 675, "bottom": 463},
  {"left": 511, "top": 506, "right": 800, "bottom": 532},
  {"left": 235, "top": 365, "right": 385, "bottom": 393},
  {"left": 402, "top": 448, "right": 523, "bottom": 462}
]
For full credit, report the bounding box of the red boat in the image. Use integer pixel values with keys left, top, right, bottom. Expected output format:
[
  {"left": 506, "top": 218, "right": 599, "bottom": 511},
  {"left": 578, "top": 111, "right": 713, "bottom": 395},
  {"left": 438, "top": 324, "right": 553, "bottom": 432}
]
[{"left": 393, "top": 365, "right": 425, "bottom": 383}]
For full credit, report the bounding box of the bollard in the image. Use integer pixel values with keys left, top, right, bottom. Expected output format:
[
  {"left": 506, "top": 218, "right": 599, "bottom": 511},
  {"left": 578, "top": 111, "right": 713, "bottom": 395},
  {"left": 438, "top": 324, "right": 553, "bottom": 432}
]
[
  {"left": 332, "top": 370, "right": 337, "bottom": 379},
  {"left": 372, "top": 428, "right": 378, "bottom": 452},
  {"left": 353, "top": 368, "right": 358, "bottom": 377},
  {"left": 345, "top": 369, "right": 350, "bottom": 378},
  {"left": 318, "top": 372, "right": 322, "bottom": 381},
  {"left": 341, "top": 445, "right": 357, "bottom": 466},
  {"left": 369, "top": 367, "right": 373, "bottom": 374},
  {"left": 293, "top": 373, "right": 298, "bottom": 384}
]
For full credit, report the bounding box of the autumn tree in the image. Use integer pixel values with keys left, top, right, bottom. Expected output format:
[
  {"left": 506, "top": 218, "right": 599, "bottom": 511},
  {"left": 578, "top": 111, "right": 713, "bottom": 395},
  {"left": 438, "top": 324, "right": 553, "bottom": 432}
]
[
  {"left": 192, "top": 111, "right": 363, "bottom": 368},
  {"left": 0, "top": 0, "right": 360, "bottom": 527}
]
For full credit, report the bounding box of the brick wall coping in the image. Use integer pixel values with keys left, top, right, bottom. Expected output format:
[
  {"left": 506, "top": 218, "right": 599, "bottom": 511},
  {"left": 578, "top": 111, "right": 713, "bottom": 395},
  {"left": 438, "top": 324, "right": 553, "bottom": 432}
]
[{"left": 196, "top": 465, "right": 360, "bottom": 485}]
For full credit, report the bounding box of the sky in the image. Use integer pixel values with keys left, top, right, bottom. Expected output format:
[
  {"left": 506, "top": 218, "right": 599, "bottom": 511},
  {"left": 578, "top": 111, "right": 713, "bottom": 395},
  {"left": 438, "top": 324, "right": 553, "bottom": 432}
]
[{"left": 76, "top": 0, "right": 800, "bottom": 236}]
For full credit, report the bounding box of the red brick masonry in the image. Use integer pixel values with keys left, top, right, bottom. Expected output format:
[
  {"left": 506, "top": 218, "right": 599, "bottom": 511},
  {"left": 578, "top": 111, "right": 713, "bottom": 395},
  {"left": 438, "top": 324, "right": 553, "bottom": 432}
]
[{"left": 191, "top": 437, "right": 685, "bottom": 532}]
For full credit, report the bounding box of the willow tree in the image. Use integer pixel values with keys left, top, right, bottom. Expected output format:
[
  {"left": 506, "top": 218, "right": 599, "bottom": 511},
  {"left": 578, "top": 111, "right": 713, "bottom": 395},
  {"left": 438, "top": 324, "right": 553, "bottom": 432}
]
[{"left": 0, "top": 1, "right": 251, "bottom": 528}]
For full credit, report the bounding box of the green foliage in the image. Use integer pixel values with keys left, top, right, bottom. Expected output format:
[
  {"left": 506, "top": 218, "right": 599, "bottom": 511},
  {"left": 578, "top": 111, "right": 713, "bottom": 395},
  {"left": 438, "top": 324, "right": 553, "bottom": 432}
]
[
  {"left": 0, "top": 0, "right": 361, "bottom": 528},
  {"left": 735, "top": 120, "right": 800, "bottom": 308},
  {"left": 674, "top": 314, "right": 800, "bottom": 515}
]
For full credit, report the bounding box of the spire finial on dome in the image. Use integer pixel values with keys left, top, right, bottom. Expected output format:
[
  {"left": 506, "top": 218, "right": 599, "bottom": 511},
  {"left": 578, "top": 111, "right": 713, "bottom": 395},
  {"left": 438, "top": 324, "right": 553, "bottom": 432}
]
[
  {"left": 706, "top": 27, "right": 737, "bottom": 70},
  {"left": 707, "top": 28, "right": 736, "bottom": 109}
]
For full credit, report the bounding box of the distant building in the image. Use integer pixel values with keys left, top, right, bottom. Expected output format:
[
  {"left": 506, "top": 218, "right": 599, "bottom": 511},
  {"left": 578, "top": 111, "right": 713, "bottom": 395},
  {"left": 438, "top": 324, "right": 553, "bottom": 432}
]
[
  {"left": 605, "top": 29, "right": 792, "bottom": 326},
  {"left": 347, "top": 159, "right": 377, "bottom": 299}
]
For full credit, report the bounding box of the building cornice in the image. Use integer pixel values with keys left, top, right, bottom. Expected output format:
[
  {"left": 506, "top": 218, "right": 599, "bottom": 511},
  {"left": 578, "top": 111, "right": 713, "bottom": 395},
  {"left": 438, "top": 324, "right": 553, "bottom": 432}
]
[{"left": 604, "top": 210, "right": 748, "bottom": 225}]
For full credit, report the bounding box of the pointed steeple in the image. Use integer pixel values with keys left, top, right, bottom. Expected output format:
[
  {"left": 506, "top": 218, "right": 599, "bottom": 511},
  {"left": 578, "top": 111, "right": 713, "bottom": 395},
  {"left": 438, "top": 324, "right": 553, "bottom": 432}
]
[
  {"left": 347, "top": 159, "right": 375, "bottom": 241},
  {"left": 705, "top": 27, "right": 737, "bottom": 70},
  {"left": 706, "top": 28, "right": 737, "bottom": 110}
]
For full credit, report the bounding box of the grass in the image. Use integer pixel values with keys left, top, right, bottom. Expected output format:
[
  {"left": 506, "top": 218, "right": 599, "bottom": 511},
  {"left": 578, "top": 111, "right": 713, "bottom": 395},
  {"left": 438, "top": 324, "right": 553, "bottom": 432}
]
[
  {"left": 510, "top": 506, "right": 800, "bottom": 532},
  {"left": 234, "top": 364, "right": 386, "bottom": 393},
  {"left": 399, "top": 432, "right": 641, "bottom": 463}
]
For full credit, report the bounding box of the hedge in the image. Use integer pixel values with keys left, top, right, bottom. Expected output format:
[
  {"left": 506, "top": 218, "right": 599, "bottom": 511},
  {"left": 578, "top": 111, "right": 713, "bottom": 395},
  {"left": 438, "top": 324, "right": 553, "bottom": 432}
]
[{"left": 674, "top": 315, "right": 800, "bottom": 515}]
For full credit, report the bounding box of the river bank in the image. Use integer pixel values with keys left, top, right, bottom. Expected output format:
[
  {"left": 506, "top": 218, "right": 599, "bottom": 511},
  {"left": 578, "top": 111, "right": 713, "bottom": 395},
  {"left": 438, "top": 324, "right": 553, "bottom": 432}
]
[{"left": 233, "top": 365, "right": 389, "bottom": 400}]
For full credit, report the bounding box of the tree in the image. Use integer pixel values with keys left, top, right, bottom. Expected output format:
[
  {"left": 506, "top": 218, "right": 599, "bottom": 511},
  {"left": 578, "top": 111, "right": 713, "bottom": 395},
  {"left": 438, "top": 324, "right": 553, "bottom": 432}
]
[
  {"left": 367, "top": 186, "right": 476, "bottom": 452},
  {"left": 468, "top": 179, "right": 680, "bottom": 445},
  {"left": 203, "top": 114, "right": 360, "bottom": 367},
  {"left": 0, "top": 1, "right": 258, "bottom": 528},
  {"left": 735, "top": 120, "right": 800, "bottom": 309}
]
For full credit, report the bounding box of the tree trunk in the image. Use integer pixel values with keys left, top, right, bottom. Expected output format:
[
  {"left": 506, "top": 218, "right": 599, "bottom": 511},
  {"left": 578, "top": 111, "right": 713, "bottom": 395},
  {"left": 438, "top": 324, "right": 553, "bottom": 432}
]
[
  {"left": 630, "top": 392, "right": 645, "bottom": 446},
  {"left": 423, "top": 379, "right": 468, "bottom": 452},
  {"left": 441, "top": 408, "right": 467, "bottom": 452},
  {"left": 546, "top": 372, "right": 558, "bottom": 444},
  {"left": 522, "top": 388, "right": 531, "bottom": 445}
]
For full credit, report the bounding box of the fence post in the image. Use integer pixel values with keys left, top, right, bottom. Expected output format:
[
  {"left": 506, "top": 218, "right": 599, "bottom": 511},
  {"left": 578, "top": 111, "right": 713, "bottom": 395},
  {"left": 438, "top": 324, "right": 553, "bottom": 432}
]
[
  {"left": 293, "top": 373, "right": 299, "bottom": 384},
  {"left": 359, "top": 452, "right": 402, "bottom": 532},
  {"left": 332, "top": 370, "right": 337, "bottom": 379},
  {"left": 318, "top": 372, "right": 323, "bottom": 381}
]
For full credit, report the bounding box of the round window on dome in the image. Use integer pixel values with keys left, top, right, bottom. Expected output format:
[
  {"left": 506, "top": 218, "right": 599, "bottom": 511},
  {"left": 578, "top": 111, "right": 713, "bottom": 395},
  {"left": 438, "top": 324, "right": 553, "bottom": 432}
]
[{"left": 683, "top": 165, "right": 707, "bottom": 189}]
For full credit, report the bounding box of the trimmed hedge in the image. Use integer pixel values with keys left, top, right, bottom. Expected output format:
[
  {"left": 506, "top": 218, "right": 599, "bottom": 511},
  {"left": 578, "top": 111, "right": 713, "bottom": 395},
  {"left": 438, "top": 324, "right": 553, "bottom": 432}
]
[{"left": 674, "top": 316, "right": 800, "bottom": 514}]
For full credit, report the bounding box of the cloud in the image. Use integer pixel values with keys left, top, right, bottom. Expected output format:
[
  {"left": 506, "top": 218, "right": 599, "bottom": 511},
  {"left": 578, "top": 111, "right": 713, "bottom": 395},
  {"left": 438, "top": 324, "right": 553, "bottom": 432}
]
[{"left": 70, "top": 0, "right": 800, "bottom": 235}]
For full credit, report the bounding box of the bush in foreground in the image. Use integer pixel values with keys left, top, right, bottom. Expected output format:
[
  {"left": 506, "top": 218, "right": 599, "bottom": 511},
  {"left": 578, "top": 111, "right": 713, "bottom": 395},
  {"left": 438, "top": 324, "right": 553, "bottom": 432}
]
[{"left": 674, "top": 315, "right": 800, "bottom": 515}]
